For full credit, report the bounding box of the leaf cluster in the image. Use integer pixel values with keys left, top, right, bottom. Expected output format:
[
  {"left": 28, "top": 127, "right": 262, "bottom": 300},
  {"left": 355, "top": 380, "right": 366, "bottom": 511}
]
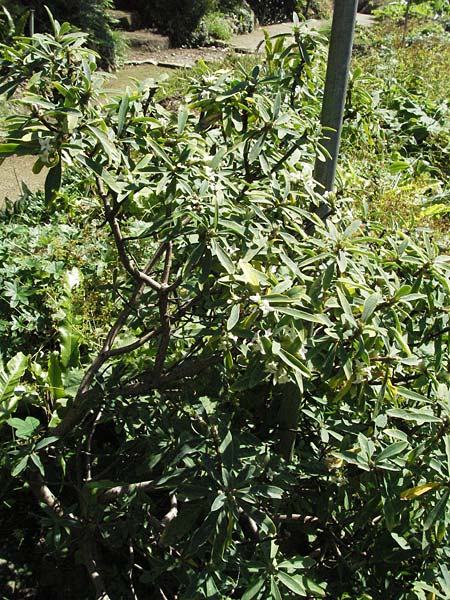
[{"left": 0, "top": 16, "right": 450, "bottom": 600}]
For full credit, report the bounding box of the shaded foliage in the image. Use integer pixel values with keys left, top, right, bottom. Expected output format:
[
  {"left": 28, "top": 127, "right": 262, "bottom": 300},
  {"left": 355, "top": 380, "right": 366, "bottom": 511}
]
[{"left": 0, "top": 12, "right": 450, "bottom": 600}]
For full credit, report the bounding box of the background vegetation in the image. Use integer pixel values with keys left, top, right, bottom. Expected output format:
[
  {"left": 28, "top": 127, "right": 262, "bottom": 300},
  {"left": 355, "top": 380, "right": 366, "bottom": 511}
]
[{"left": 0, "top": 2, "right": 449, "bottom": 599}]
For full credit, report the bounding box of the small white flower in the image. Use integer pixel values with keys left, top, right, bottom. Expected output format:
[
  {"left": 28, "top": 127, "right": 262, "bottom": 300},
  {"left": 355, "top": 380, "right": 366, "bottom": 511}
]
[
  {"left": 260, "top": 299, "right": 272, "bottom": 317},
  {"left": 249, "top": 294, "right": 272, "bottom": 317},
  {"left": 38, "top": 136, "right": 53, "bottom": 163},
  {"left": 65, "top": 267, "right": 81, "bottom": 290}
]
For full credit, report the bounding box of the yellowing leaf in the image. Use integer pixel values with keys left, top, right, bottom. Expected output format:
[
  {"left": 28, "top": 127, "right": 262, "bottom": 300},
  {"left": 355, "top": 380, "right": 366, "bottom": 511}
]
[
  {"left": 400, "top": 482, "right": 440, "bottom": 500},
  {"left": 239, "top": 261, "right": 260, "bottom": 287}
]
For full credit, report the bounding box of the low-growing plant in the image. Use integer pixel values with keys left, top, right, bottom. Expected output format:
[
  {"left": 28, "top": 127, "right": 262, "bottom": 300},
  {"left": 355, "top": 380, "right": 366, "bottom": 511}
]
[
  {"left": 1, "top": 14, "right": 450, "bottom": 600},
  {"left": 346, "top": 18, "right": 450, "bottom": 232}
]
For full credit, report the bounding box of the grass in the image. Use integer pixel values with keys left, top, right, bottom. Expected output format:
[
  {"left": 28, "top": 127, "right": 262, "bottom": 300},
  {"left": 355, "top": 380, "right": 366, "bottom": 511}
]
[{"left": 347, "top": 17, "right": 450, "bottom": 240}]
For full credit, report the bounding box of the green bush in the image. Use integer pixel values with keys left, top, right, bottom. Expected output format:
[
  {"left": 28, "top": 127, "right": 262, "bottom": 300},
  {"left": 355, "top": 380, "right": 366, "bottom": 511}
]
[
  {"left": 144, "top": 0, "right": 217, "bottom": 46},
  {"left": 1, "top": 17, "right": 450, "bottom": 600},
  {"left": 203, "top": 12, "right": 234, "bottom": 41},
  {"left": 246, "top": 0, "right": 330, "bottom": 24},
  {"left": 7, "top": 0, "right": 119, "bottom": 68}
]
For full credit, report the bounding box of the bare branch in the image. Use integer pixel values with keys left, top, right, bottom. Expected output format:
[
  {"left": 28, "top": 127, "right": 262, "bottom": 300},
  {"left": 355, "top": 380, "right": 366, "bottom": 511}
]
[
  {"left": 97, "top": 479, "right": 155, "bottom": 503},
  {"left": 161, "top": 494, "right": 178, "bottom": 526},
  {"left": 154, "top": 242, "right": 173, "bottom": 376},
  {"left": 84, "top": 407, "right": 104, "bottom": 482},
  {"left": 97, "top": 178, "right": 161, "bottom": 291},
  {"left": 28, "top": 470, "right": 78, "bottom": 523},
  {"left": 127, "top": 537, "right": 139, "bottom": 600},
  {"left": 82, "top": 537, "right": 112, "bottom": 600}
]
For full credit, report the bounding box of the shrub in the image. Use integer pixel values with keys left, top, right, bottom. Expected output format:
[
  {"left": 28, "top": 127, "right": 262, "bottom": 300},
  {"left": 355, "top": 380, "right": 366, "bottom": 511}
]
[
  {"left": 203, "top": 12, "right": 234, "bottom": 41},
  {"left": 143, "top": 0, "right": 217, "bottom": 46},
  {"left": 10, "top": 0, "right": 119, "bottom": 69},
  {"left": 1, "top": 17, "right": 450, "bottom": 600}
]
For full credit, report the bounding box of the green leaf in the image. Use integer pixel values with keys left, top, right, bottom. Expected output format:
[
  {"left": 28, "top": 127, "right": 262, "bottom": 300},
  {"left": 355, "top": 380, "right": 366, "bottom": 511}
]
[
  {"left": 177, "top": 104, "right": 189, "bottom": 135},
  {"left": 383, "top": 498, "right": 396, "bottom": 531},
  {"left": 48, "top": 351, "right": 65, "bottom": 400},
  {"left": 219, "top": 429, "right": 235, "bottom": 469},
  {"left": 277, "top": 571, "right": 307, "bottom": 596},
  {"left": 59, "top": 326, "right": 80, "bottom": 369},
  {"left": 147, "top": 137, "right": 172, "bottom": 166},
  {"left": 242, "top": 577, "right": 265, "bottom": 600},
  {"left": 44, "top": 159, "right": 62, "bottom": 203},
  {"left": 11, "top": 455, "right": 29, "bottom": 477},
  {"left": 227, "top": 304, "right": 240, "bottom": 331},
  {"left": 35, "top": 436, "right": 59, "bottom": 451},
  {"left": 211, "top": 493, "right": 226, "bottom": 512},
  {"left": 211, "top": 239, "right": 235, "bottom": 274},
  {"left": 117, "top": 93, "right": 129, "bottom": 135},
  {"left": 240, "top": 261, "right": 260, "bottom": 287},
  {"left": 277, "top": 348, "right": 311, "bottom": 377},
  {"left": 274, "top": 307, "right": 332, "bottom": 326},
  {"left": 0, "top": 353, "right": 28, "bottom": 421},
  {"left": 270, "top": 577, "right": 282, "bottom": 600},
  {"left": 396, "top": 387, "right": 429, "bottom": 404},
  {"left": 376, "top": 441, "right": 408, "bottom": 463},
  {"left": 387, "top": 408, "right": 441, "bottom": 424},
  {"left": 8, "top": 416, "right": 40, "bottom": 439},
  {"left": 424, "top": 489, "right": 450, "bottom": 531},
  {"left": 30, "top": 453, "right": 45, "bottom": 477},
  {"left": 361, "top": 292, "right": 380, "bottom": 322}
]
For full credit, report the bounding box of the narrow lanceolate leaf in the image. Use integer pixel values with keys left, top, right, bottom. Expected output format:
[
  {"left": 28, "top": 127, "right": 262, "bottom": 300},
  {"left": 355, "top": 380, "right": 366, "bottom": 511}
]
[
  {"left": 11, "top": 455, "right": 29, "bottom": 477},
  {"left": 277, "top": 571, "right": 307, "bottom": 596},
  {"left": 117, "top": 93, "right": 129, "bottom": 135},
  {"left": 277, "top": 348, "right": 311, "bottom": 377},
  {"left": 177, "top": 105, "right": 189, "bottom": 134},
  {"left": 210, "top": 239, "right": 235, "bottom": 274},
  {"left": 45, "top": 159, "right": 62, "bottom": 203},
  {"left": 424, "top": 489, "right": 450, "bottom": 531},
  {"left": 227, "top": 304, "right": 240, "bottom": 331},
  {"left": 361, "top": 292, "right": 380, "bottom": 322},
  {"left": 400, "top": 482, "right": 440, "bottom": 500},
  {"left": 376, "top": 441, "right": 409, "bottom": 463},
  {"left": 242, "top": 577, "right": 265, "bottom": 600},
  {"left": 387, "top": 408, "right": 441, "bottom": 424},
  {"left": 0, "top": 353, "right": 28, "bottom": 421},
  {"left": 48, "top": 352, "right": 65, "bottom": 400}
]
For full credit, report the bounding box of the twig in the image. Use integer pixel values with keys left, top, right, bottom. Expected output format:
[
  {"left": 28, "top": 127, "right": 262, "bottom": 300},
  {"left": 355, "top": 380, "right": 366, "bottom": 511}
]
[
  {"left": 84, "top": 407, "right": 105, "bottom": 482},
  {"left": 154, "top": 242, "right": 173, "bottom": 377},
  {"left": 161, "top": 494, "right": 178, "bottom": 526},
  {"left": 97, "top": 480, "right": 155, "bottom": 503},
  {"left": 82, "top": 537, "right": 112, "bottom": 600},
  {"left": 127, "top": 537, "right": 139, "bottom": 600},
  {"left": 98, "top": 179, "right": 161, "bottom": 291},
  {"left": 238, "top": 507, "right": 259, "bottom": 541},
  {"left": 28, "top": 470, "right": 79, "bottom": 524}
]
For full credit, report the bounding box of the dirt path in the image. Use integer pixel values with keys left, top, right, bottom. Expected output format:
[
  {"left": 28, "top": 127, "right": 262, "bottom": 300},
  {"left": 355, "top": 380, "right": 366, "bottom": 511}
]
[{"left": 1, "top": 156, "right": 47, "bottom": 209}]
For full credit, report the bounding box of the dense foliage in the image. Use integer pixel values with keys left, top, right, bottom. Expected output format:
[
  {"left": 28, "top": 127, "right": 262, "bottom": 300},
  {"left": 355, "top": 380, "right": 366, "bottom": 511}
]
[
  {"left": 1, "top": 9, "right": 450, "bottom": 600},
  {"left": 345, "top": 12, "right": 450, "bottom": 227},
  {"left": 1, "top": 0, "right": 118, "bottom": 68}
]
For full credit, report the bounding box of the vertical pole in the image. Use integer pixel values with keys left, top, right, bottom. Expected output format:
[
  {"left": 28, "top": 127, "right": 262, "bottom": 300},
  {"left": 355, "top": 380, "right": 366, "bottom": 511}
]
[
  {"left": 314, "top": 0, "right": 358, "bottom": 218},
  {"left": 30, "top": 9, "right": 35, "bottom": 37}
]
